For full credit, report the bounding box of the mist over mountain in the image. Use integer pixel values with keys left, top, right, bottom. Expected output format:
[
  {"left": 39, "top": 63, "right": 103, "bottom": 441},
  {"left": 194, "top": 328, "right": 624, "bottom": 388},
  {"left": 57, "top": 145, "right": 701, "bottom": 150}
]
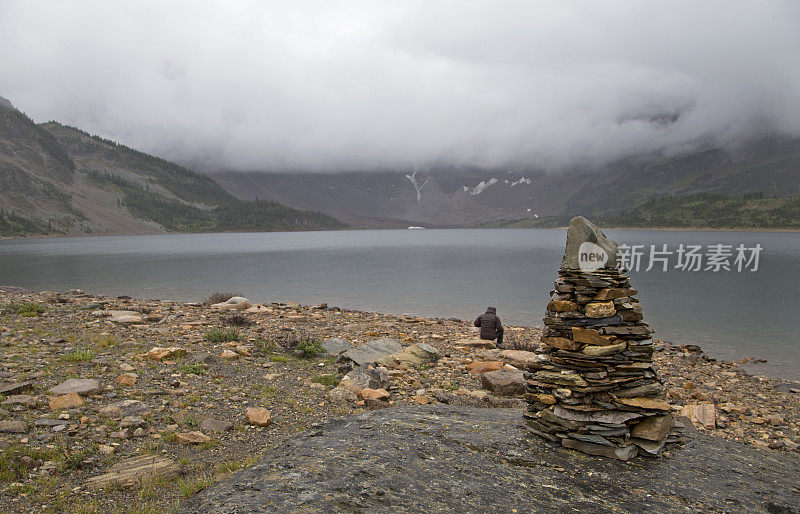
[
  {"left": 1, "top": 1, "right": 799, "bottom": 172},
  {"left": 210, "top": 135, "right": 800, "bottom": 228}
]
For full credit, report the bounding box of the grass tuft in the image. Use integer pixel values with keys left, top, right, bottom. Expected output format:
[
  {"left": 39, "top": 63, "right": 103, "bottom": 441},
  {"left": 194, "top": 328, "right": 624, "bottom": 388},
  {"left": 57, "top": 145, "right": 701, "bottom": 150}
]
[
  {"left": 203, "top": 292, "right": 240, "bottom": 306},
  {"left": 312, "top": 374, "right": 339, "bottom": 387},
  {"left": 177, "top": 363, "right": 206, "bottom": 376},
  {"left": 205, "top": 328, "right": 239, "bottom": 343},
  {"left": 62, "top": 349, "right": 96, "bottom": 362},
  {"left": 223, "top": 313, "right": 253, "bottom": 326}
]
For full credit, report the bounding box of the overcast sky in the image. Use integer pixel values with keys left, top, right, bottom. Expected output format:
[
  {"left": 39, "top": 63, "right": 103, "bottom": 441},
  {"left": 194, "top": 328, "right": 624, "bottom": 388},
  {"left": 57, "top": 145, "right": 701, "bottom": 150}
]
[{"left": 1, "top": 0, "right": 799, "bottom": 171}]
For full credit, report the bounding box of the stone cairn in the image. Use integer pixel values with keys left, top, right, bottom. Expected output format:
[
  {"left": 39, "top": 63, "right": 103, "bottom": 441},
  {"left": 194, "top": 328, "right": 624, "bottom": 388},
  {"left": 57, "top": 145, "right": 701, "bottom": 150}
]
[{"left": 524, "top": 217, "right": 683, "bottom": 460}]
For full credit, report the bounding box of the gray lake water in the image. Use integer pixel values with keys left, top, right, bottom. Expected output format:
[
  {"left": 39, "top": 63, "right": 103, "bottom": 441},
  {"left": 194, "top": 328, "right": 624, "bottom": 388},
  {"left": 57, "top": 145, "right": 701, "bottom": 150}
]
[{"left": 1, "top": 229, "right": 798, "bottom": 380}]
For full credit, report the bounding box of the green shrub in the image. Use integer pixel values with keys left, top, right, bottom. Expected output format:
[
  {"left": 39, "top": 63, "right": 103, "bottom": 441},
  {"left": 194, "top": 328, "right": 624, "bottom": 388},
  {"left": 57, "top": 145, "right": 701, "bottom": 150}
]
[
  {"left": 62, "top": 349, "right": 96, "bottom": 363},
  {"left": 178, "top": 363, "right": 206, "bottom": 376},
  {"left": 254, "top": 339, "right": 276, "bottom": 354},
  {"left": 6, "top": 302, "right": 45, "bottom": 317},
  {"left": 205, "top": 328, "right": 239, "bottom": 343},
  {"left": 296, "top": 338, "right": 325, "bottom": 359},
  {"left": 311, "top": 374, "right": 338, "bottom": 387}
]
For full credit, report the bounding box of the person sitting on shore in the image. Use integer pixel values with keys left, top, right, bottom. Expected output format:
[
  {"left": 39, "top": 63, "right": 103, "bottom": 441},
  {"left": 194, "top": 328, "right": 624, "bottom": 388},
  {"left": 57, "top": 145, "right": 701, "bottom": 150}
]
[{"left": 474, "top": 306, "right": 504, "bottom": 348}]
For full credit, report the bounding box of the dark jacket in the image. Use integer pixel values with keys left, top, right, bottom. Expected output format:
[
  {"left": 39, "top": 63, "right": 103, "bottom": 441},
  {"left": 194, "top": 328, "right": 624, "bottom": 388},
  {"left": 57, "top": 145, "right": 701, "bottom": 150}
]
[{"left": 474, "top": 306, "right": 503, "bottom": 340}]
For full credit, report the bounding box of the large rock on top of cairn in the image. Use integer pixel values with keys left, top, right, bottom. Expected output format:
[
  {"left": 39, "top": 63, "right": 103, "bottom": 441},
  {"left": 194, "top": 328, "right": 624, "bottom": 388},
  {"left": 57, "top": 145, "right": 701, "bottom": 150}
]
[{"left": 523, "top": 217, "right": 683, "bottom": 460}]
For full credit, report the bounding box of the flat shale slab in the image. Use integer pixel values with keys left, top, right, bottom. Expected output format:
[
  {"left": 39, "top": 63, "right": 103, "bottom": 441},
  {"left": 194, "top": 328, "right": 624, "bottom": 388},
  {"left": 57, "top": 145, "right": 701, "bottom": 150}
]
[{"left": 181, "top": 405, "right": 800, "bottom": 513}]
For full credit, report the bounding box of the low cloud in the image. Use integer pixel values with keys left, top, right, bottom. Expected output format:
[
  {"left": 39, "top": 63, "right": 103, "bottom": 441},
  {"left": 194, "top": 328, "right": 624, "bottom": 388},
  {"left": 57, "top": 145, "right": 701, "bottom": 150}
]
[{"left": 1, "top": 0, "right": 798, "bottom": 171}]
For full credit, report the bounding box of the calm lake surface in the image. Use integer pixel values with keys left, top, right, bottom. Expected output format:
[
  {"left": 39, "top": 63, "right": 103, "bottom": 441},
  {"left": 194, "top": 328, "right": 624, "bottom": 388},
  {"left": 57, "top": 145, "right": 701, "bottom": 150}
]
[{"left": 1, "top": 229, "right": 798, "bottom": 380}]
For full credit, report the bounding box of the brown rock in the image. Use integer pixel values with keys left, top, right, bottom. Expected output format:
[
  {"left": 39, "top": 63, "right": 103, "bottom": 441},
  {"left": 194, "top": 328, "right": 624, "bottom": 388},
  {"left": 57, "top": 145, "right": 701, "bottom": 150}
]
[
  {"left": 412, "top": 395, "right": 433, "bottom": 405},
  {"left": 245, "top": 407, "right": 273, "bottom": 426},
  {"left": 615, "top": 397, "right": 671, "bottom": 411},
  {"left": 466, "top": 361, "right": 504, "bottom": 375},
  {"left": 174, "top": 431, "right": 212, "bottom": 444},
  {"left": 143, "top": 347, "right": 186, "bottom": 362},
  {"left": 594, "top": 288, "right": 633, "bottom": 301},
  {"left": 680, "top": 403, "right": 716, "bottom": 428},
  {"left": 581, "top": 341, "right": 627, "bottom": 356},
  {"left": 48, "top": 392, "right": 85, "bottom": 411},
  {"left": 541, "top": 336, "right": 582, "bottom": 351},
  {"left": 766, "top": 414, "right": 785, "bottom": 426},
  {"left": 497, "top": 350, "right": 542, "bottom": 370},
  {"left": 631, "top": 414, "right": 674, "bottom": 441},
  {"left": 220, "top": 349, "right": 240, "bottom": 360},
  {"left": 533, "top": 371, "right": 589, "bottom": 388},
  {"left": 571, "top": 327, "right": 616, "bottom": 346},
  {"left": 114, "top": 373, "right": 138, "bottom": 386},
  {"left": 358, "top": 388, "right": 390, "bottom": 400},
  {"left": 0, "top": 420, "right": 29, "bottom": 433},
  {"left": 584, "top": 301, "right": 616, "bottom": 318},
  {"left": 547, "top": 300, "right": 578, "bottom": 312},
  {"left": 527, "top": 393, "right": 557, "bottom": 405}
]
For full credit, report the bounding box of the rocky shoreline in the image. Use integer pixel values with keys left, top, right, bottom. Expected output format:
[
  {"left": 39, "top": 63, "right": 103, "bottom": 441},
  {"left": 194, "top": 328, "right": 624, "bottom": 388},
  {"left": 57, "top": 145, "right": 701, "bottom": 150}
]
[{"left": 0, "top": 287, "right": 798, "bottom": 512}]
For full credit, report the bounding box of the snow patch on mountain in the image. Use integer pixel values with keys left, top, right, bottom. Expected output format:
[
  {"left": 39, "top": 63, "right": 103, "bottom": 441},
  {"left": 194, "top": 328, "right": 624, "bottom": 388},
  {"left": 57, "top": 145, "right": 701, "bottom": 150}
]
[
  {"left": 468, "top": 178, "right": 498, "bottom": 195},
  {"left": 405, "top": 170, "right": 430, "bottom": 203}
]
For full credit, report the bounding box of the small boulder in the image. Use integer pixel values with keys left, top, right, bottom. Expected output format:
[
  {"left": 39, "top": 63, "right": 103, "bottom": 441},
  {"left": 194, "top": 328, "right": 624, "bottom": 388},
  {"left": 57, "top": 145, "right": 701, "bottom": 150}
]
[
  {"left": 100, "top": 400, "right": 151, "bottom": 420},
  {"left": 114, "top": 373, "right": 138, "bottom": 386},
  {"left": 480, "top": 369, "right": 525, "bottom": 397},
  {"left": 211, "top": 297, "right": 251, "bottom": 310},
  {"left": 48, "top": 378, "right": 100, "bottom": 396},
  {"left": 107, "top": 310, "right": 144, "bottom": 324},
  {"left": 338, "top": 366, "right": 389, "bottom": 395},
  {"left": 48, "top": 392, "right": 85, "bottom": 411},
  {"left": 0, "top": 420, "right": 29, "bottom": 433},
  {"left": 390, "top": 343, "right": 440, "bottom": 366},
  {"left": 321, "top": 338, "right": 352, "bottom": 356},
  {"left": 143, "top": 347, "right": 187, "bottom": 362},
  {"left": 497, "top": 350, "right": 542, "bottom": 370},
  {"left": 245, "top": 407, "right": 273, "bottom": 427},
  {"left": 466, "top": 361, "right": 504, "bottom": 375},
  {"left": 220, "top": 350, "right": 240, "bottom": 360},
  {"left": 199, "top": 418, "right": 233, "bottom": 432},
  {"left": 680, "top": 403, "right": 716, "bottom": 428},
  {"left": 342, "top": 338, "right": 403, "bottom": 366},
  {"left": 358, "top": 388, "right": 390, "bottom": 401},
  {"left": 328, "top": 387, "right": 357, "bottom": 405},
  {"left": 174, "top": 431, "right": 212, "bottom": 445}
]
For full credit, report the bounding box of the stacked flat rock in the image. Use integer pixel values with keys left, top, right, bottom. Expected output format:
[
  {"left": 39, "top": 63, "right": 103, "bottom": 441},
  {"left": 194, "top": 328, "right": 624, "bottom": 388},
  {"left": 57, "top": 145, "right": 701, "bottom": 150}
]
[{"left": 523, "top": 217, "right": 683, "bottom": 460}]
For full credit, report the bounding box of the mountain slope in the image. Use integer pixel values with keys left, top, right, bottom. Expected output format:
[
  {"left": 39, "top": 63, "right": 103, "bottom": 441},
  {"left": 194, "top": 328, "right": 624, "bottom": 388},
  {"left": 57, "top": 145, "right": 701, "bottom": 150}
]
[
  {"left": 0, "top": 97, "right": 344, "bottom": 236},
  {"left": 210, "top": 136, "right": 800, "bottom": 228}
]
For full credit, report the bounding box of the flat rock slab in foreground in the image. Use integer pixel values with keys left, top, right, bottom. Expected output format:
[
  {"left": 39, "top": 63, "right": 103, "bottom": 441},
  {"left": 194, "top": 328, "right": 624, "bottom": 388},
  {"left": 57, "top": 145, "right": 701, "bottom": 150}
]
[{"left": 182, "top": 405, "right": 800, "bottom": 513}]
